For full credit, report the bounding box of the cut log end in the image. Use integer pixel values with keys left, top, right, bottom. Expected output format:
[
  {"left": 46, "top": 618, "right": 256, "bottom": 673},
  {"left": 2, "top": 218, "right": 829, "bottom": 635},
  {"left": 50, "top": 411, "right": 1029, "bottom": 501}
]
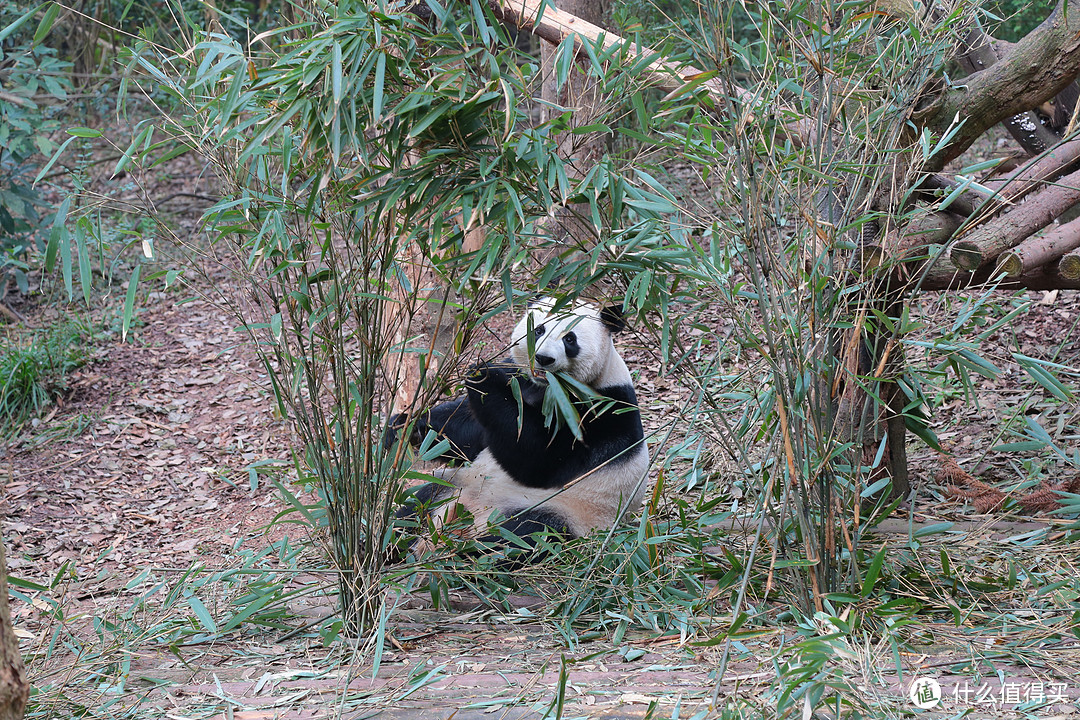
[
  {"left": 1060, "top": 251, "right": 1080, "bottom": 280},
  {"left": 950, "top": 242, "right": 984, "bottom": 271},
  {"left": 996, "top": 250, "right": 1024, "bottom": 278}
]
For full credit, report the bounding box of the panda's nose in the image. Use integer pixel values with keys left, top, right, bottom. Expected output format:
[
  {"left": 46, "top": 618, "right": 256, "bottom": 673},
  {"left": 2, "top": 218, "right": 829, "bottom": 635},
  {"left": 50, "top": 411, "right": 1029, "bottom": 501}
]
[{"left": 535, "top": 354, "right": 555, "bottom": 367}]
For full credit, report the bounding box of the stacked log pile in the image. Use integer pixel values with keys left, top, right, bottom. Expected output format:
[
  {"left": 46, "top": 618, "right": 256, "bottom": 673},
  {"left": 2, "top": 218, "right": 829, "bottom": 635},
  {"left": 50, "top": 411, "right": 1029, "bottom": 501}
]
[
  {"left": 905, "top": 134, "right": 1080, "bottom": 293},
  {"left": 896, "top": 22, "right": 1080, "bottom": 294}
]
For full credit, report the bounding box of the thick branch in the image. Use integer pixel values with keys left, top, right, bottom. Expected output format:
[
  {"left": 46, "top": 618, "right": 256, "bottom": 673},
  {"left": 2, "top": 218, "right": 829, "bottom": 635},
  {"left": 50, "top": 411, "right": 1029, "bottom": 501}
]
[
  {"left": 890, "top": 209, "right": 966, "bottom": 260},
  {"left": 955, "top": 25, "right": 1060, "bottom": 156},
  {"left": 950, "top": 166, "right": 1080, "bottom": 270},
  {"left": 917, "top": 2, "right": 1080, "bottom": 169},
  {"left": 982, "top": 133, "right": 1080, "bottom": 201},
  {"left": 997, "top": 215, "right": 1080, "bottom": 276},
  {"left": 489, "top": 0, "right": 724, "bottom": 100},
  {"left": 487, "top": 0, "right": 814, "bottom": 145}
]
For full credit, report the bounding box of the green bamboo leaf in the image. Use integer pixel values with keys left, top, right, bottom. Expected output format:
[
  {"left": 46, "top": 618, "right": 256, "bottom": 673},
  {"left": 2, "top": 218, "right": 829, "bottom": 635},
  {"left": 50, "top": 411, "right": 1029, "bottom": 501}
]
[
  {"left": 121, "top": 264, "right": 141, "bottom": 343},
  {"left": 407, "top": 100, "right": 453, "bottom": 139},
  {"left": 956, "top": 348, "right": 1000, "bottom": 378},
  {"left": 34, "top": 135, "right": 77, "bottom": 184},
  {"left": 66, "top": 127, "right": 103, "bottom": 138},
  {"left": 218, "top": 591, "right": 275, "bottom": 633},
  {"left": 59, "top": 224, "right": 72, "bottom": 300},
  {"left": 553, "top": 35, "right": 575, "bottom": 90},
  {"left": 372, "top": 52, "right": 386, "bottom": 121},
  {"left": 860, "top": 544, "right": 888, "bottom": 597},
  {"left": 330, "top": 41, "right": 342, "bottom": 107},
  {"left": 991, "top": 440, "right": 1044, "bottom": 452},
  {"left": 912, "top": 522, "right": 953, "bottom": 539},
  {"left": 32, "top": 1, "right": 59, "bottom": 46},
  {"left": 543, "top": 372, "right": 582, "bottom": 440},
  {"left": 186, "top": 596, "right": 218, "bottom": 634},
  {"left": 1014, "top": 353, "right": 1075, "bottom": 402},
  {"left": 75, "top": 216, "right": 93, "bottom": 304}
]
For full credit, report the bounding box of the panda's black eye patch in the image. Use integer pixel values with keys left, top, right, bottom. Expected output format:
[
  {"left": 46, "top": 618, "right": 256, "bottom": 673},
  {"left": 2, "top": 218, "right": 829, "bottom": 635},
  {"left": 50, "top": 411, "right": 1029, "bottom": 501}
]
[
  {"left": 563, "top": 332, "right": 577, "bottom": 346},
  {"left": 534, "top": 324, "right": 546, "bottom": 338}
]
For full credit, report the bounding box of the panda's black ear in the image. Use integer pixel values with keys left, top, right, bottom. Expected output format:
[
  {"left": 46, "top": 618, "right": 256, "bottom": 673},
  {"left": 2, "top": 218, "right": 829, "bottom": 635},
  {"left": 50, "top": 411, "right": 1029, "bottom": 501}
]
[{"left": 599, "top": 304, "right": 626, "bottom": 333}]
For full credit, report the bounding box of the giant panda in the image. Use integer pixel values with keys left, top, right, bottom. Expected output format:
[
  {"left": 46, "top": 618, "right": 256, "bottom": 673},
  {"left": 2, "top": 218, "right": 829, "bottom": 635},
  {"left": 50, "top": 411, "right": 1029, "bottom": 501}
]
[{"left": 387, "top": 297, "right": 650, "bottom": 548}]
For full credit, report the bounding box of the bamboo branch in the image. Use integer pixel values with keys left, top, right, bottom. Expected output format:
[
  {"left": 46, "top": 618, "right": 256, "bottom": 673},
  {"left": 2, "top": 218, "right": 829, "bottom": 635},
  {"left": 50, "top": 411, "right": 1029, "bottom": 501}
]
[{"left": 997, "top": 215, "right": 1080, "bottom": 277}]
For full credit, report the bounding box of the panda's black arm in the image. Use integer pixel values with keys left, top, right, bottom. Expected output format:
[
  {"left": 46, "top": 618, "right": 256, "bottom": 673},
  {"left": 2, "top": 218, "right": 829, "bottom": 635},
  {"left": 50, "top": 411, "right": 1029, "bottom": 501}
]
[
  {"left": 467, "top": 364, "right": 644, "bottom": 489},
  {"left": 384, "top": 396, "right": 487, "bottom": 463}
]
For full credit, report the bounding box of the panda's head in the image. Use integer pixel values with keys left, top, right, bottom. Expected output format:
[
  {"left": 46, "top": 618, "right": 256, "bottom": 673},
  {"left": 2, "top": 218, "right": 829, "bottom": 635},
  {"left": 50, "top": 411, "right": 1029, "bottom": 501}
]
[{"left": 510, "top": 298, "right": 627, "bottom": 388}]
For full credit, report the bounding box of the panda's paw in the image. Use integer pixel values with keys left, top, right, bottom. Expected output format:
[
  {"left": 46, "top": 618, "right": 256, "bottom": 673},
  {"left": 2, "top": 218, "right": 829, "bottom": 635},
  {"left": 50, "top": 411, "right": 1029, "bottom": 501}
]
[
  {"left": 383, "top": 412, "right": 426, "bottom": 450},
  {"left": 466, "top": 362, "right": 513, "bottom": 393}
]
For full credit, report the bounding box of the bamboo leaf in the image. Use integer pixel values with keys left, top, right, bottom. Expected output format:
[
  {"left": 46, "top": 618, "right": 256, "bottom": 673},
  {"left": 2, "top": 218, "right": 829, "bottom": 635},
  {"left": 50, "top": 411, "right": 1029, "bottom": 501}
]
[
  {"left": 860, "top": 544, "right": 888, "bottom": 597},
  {"left": 32, "top": 1, "right": 59, "bottom": 46},
  {"left": 75, "top": 218, "right": 92, "bottom": 306},
  {"left": 186, "top": 596, "right": 218, "bottom": 634},
  {"left": 913, "top": 522, "right": 953, "bottom": 539},
  {"left": 121, "top": 264, "right": 141, "bottom": 343}
]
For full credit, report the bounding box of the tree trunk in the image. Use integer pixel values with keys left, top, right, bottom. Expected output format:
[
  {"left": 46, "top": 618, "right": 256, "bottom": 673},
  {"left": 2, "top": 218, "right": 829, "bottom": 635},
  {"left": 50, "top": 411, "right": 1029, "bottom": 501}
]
[{"left": 0, "top": 539, "right": 28, "bottom": 720}]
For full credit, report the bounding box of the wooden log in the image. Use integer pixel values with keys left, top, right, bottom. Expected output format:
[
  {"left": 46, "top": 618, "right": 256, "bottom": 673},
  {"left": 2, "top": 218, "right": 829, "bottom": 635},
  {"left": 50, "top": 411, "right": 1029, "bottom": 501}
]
[
  {"left": 982, "top": 134, "right": 1080, "bottom": 200},
  {"left": 909, "top": 258, "right": 1080, "bottom": 291},
  {"left": 893, "top": 210, "right": 966, "bottom": 258},
  {"left": 1060, "top": 250, "right": 1080, "bottom": 279},
  {"left": 954, "top": 25, "right": 1061, "bottom": 157},
  {"left": 919, "top": 174, "right": 989, "bottom": 218},
  {"left": 997, "top": 215, "right": 1080, "bottom": 277},
  {"left": 486, "top": 0, "right": 816, "bottom": 146},
  {"left": 949, "top": 165, "right": 1080, "bottom": 270}
]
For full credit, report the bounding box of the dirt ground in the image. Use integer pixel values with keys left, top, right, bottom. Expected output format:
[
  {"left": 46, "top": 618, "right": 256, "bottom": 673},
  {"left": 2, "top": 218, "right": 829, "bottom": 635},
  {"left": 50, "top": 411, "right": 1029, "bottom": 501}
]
[{"left": 3, "top": 269, "right": 1079, "bottom": 717}]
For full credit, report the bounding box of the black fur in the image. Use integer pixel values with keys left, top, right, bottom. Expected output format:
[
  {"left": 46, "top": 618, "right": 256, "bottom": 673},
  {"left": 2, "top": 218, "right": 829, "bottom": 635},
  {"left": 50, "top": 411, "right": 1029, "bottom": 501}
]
[
  {"left": 384, "top": 397, "right": 486, "bottom": 463},
  {"left": 387, "top": 362, "right": 643, "bottom": 491},
  {"left": 465, "top": 363, "right": 643, "bottom": 489}
]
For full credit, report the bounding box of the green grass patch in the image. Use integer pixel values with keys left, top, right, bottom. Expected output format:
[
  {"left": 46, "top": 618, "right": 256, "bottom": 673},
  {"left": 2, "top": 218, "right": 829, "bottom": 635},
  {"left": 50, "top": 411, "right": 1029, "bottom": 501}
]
[{"left": 0, "top": 319, "right": 92, "bottom": 435}]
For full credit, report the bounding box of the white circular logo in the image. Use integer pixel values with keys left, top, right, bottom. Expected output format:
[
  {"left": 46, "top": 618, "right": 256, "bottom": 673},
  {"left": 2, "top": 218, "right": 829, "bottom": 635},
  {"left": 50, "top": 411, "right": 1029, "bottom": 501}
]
[{"left": 909, "top": 677, "right": 942, "bottom": 709}]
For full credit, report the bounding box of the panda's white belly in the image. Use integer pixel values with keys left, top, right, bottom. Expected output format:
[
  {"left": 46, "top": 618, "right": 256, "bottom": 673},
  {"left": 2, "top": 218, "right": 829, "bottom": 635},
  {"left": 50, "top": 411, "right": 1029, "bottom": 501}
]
[{"left": 433, "top": 445, "right": 649, "bottom": 537}]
